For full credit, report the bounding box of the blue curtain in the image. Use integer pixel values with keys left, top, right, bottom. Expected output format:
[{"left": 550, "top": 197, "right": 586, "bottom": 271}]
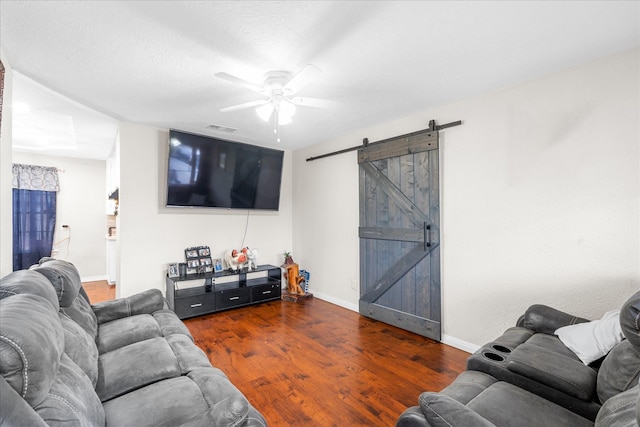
[
  {"left": 12, "top": 164, "right": 59, "bottom": 270},
  {"left": 13, "top": 189, "right": 57, "bottom": 271}
]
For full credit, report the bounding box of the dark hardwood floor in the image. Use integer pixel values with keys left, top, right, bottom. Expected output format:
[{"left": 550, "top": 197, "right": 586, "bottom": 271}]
[
  {"left": 83, "top": 280, "right": 115, "bottom": 302},
  {"left": 85, "top": 282, "right": 469, "bottom": 426}
]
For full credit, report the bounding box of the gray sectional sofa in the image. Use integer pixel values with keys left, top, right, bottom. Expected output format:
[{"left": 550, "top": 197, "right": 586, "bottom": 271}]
[
  {"left": 0, "top": 258, "right": 267, "bottom": 426},
  {"left": 396, "top": 290, "right": 640, "bottom": 426}
]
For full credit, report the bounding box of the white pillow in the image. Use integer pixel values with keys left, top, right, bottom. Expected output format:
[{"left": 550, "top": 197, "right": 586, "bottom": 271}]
[{"left": 555, "top": 310, "right": 624, "bottom": 365}]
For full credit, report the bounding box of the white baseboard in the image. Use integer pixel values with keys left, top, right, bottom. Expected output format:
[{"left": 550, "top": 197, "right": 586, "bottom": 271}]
[
  {"left": 311, "top": 290, "right": 478, "bottom": 355},
  {"left": 311, "top": 290, "right": 359, "bottom": 312},
  {"left": 441, "top": 334, "right": 479, "bottom": 354},
  {"left": 81, "top": 275, "right": 107, "bottom": 283}
]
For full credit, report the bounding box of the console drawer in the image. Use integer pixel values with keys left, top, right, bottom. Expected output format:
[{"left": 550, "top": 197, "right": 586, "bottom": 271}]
[
  {"left": 174, "top": 293, "right": 215, "bottom": 319},
  {"left": 216, "top": 288, "right": 250, "bottom": 309},
  {"left": 252, "top": 283, "right": 281, "bottom": 302}
]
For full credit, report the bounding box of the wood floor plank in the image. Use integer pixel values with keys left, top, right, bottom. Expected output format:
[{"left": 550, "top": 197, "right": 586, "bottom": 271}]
[
  {"left": 85, "top": 282, "right": 468, "bottom": 426},
  {"left": 83, "top": 280, "right": 115, "bottom": 302}
]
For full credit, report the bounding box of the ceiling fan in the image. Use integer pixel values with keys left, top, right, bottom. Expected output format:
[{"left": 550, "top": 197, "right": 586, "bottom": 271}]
[{"left": 215, "top": 64, "right": 336, "bottom": 132}]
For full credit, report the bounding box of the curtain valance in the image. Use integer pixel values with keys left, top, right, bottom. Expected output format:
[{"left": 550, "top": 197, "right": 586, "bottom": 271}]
[{"left": 12, "top": 164, "right": 60, "bottom": 192}]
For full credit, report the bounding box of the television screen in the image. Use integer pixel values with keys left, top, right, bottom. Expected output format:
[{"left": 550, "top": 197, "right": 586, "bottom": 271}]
[{"left": 166, "top": 129, "right": 284, "bottom": 210}]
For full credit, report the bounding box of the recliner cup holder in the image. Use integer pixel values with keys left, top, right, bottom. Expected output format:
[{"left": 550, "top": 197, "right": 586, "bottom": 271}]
[
  {"left": 490, "top": 344, "right": 512, "bottom": 354},
  {"left": 482, "top": 351, "right": 505, "bottom": 362}
]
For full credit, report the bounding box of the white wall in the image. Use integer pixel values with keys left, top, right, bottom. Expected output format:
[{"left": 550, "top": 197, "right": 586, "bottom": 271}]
[
  {"left": 116, "top": 123, "right": 293, "bottom": 298},
  {"left": 293, "top": 48, "right": 640, "bottom": 350},
  {"left": 11, "top": 152, "right": 107, "bottom": 280},
  {"left": 0, "top": 50, "right": 13, "bottom": 276}
]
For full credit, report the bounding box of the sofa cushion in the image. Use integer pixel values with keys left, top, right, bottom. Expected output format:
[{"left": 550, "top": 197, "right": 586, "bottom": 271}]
[
  {"left": 0, "top": 270, "right": 60, "bottom": 311},
  {"left": 30, "top": 258, "right": 84, "bottom": 307},
  {"left": 555, "top": 310, "right": 624, "bottom": 365},
  {"left": 62, "top": 295, "right": 99, "bottom": 340},
  {"left": 187, "top": 367, "right": 252, "bottom": 426},
  {"left": 33, "top": 353, "right": 105, "bottom": 427},
  {"left": 467, "top": 381, "right": 593, "bottom": 426},
  {"left": 96, "top": 337, "right": 182, "bottom": 401},
  {"left": 418, "top": 372, "right": 594, "bottom": 427},
  {"left": 597, "top": 340, "right": 640, "bottom": 403},
  {"left": 102, "top": 369, "right": 255, "bottom": 427},
  {"left": 165, "top": 334, "right": 214, "bottom": 373},
  {"left": 92, "top": 289, "right": 166, "bottom": 324},
  {"left": 96, "top": 333, "right": 216, "bottom": 402},
  {"left": 506, "top": 338, "right": 597, "bottom": 401},
  {"left": 597, "top": 291, "right": 640, "bottom": 403},
  {"left": 59, "top": 312, "right": 99, "bottom": 387},
  {"left": 619, "top": 290, "right": 640, "bottom": 346},
  {"left": 96, "top": 314, "right": 163, "bottom": 354},
  {"left": 97, "top": 311, "right": 194, "bottom": 354},
  {"left": 31, "top": 258, "right": 98, "bottom": 339},
  {"left": 419, "top": 392, "right": 495, "bottom": 426},
  {"left": 524, "top": 332, "right": 582, "bottom": 359},
  {"left": 153, "top": 309, "right": 194, "bottom": 340},
  {"left": 102, "top": 376, "right": 211, "bottom": 427},
  {"left": 441, "top": 370, "right": 498, "bottom": 404},
  {"left": 0, "top": 294, "right": 64, "bottom": 407}
]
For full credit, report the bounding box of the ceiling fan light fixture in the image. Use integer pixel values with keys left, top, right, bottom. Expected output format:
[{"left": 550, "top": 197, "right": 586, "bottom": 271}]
[
  {"left": 277, "top": 100, "right": 296, "bottom": 125},
  {"left": 256, "top": 102, "right": 274, "bottom": 122}
]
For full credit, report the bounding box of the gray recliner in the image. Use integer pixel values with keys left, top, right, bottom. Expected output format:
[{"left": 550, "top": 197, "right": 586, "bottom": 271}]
[
  {"left": 396, "top": 290, "right": 640, "bottom": 426},
  {"left": 0, "top": 258, "right": 267, "bottom": 427}
]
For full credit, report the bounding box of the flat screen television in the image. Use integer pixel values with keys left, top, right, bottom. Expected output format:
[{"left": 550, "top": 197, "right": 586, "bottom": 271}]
[{"left": 166, "top": 129, "right": 284, "bottom": 211}]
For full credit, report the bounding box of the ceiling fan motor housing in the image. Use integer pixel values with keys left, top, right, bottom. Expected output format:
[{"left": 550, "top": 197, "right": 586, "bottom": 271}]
[{"left": 263, "top": 71, "right": 294, "bottom": 96}]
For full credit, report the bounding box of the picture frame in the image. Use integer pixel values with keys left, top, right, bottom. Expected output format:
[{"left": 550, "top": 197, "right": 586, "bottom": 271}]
[
  {"left": 214, "top": 258, "right": 223, "bottom": 273},
  {"left": 185, "top": 249, "right": 199, "bottom": 259},
  {"left": 168, "top": 262, "right": 179, "bottom": 278},
  {"left": 184, "top": 245, "right": 214, "bottom": 274}
]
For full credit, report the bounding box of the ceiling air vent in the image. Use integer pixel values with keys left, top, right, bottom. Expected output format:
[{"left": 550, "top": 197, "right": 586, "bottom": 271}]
[{"left": 206, "top": 124, "right": 237, "bottom": 133}]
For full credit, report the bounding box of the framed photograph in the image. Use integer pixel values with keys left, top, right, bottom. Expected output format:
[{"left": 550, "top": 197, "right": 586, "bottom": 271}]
[
  {"left": 185, "top": 245, "right": 213, "bottom": 274},
  {"left": 214, "top": 258, "right": 223, "bottom": 273},
  {"left": 185, "top": 249, "right": 198, "bottom": 259},
  {"left": 168, "top": 263, "right": 179, "bottom": 278}
]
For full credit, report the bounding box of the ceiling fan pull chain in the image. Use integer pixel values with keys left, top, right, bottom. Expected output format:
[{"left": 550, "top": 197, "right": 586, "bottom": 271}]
[{"left": 274, "top": 107, "right": 281, "bottom": 143}]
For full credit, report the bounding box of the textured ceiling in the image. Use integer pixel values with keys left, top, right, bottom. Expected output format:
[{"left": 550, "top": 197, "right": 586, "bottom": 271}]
[{"left": 1, "top": 1, "right": 639, "bottom": 159}]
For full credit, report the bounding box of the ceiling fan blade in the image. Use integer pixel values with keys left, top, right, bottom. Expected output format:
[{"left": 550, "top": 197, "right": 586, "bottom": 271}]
[
  {"left": 220, "top": 99, "right": 269, "bottom": 113},
  {"left": 290, "top": 96, "right": 339, "bottom": 110},
  {"left": 215, "top": 72, "right": 266, "bottom": 95},
  {"left": 283, "top": 64, "right": 322, "bottom": 95}
]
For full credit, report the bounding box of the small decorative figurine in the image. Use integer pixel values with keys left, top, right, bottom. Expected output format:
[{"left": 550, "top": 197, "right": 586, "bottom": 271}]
[
  {"left": 246, "top": 248, "right": 259, "bottom": 270},
  {"left": 284, "top": 262, "right": 306, "bottom": 295},
  {"left": 224, "top": 249, "right": 248, "bottom": 271}
]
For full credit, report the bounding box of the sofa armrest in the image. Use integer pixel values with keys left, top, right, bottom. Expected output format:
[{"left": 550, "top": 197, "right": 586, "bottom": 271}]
[
  {"left": 419, "top": 392, "right": 496, "bottom": 427},
  {"left": 92, "top": 289, "right": 166, "bottom": 324},
  {"left": 396, "top": 406, "right": 432, "bottom": 427},
  {"left": 595, "top": 383, "right": 639, "bottom": 426},
  {"left": 0, "top": 375, "right": 49, "bottom": 427},
  {"left": 517, "top": 304, "right": 589, "bottom": 335}
]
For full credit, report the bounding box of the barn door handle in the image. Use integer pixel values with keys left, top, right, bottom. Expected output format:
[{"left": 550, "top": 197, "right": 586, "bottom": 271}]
[{"left": 424, "top": 223, "right": 431, "bottom": 250}]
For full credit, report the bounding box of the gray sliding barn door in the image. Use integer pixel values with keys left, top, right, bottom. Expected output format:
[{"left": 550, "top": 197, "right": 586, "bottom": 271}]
[{"left": 358, "top": 129, "right": 441, "bottom": 341}]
